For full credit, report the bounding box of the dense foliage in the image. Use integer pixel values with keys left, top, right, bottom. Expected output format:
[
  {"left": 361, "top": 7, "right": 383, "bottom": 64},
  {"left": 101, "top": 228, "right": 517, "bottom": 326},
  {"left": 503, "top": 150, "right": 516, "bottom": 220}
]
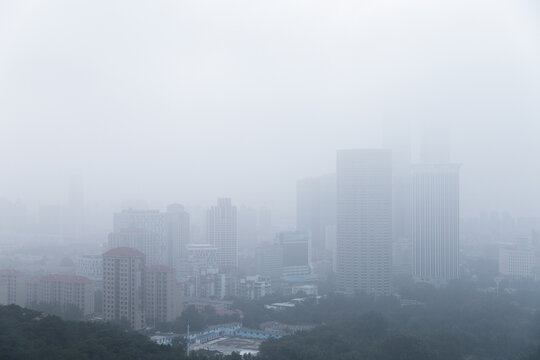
[{"left": 255, "top": 280, "right": 540, "bottom": 360}]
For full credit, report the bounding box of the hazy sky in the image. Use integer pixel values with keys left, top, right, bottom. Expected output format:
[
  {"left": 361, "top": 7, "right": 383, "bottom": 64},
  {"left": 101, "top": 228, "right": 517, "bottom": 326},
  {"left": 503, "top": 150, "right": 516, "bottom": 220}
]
[{"left": 1, "top": 0, "right": 539, "bottom": 226}]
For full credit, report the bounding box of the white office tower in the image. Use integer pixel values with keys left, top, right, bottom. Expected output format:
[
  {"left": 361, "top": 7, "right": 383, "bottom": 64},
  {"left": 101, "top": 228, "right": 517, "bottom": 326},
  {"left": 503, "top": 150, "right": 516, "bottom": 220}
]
[
  {"left": 411, "top": 164, "right": 460, "bottom": 285},
  {"left": 207, "top": 198, "right": 238, "bottom": 269},
  {"left": 336, "top": 149, "right": 392, "bottom": 295}
]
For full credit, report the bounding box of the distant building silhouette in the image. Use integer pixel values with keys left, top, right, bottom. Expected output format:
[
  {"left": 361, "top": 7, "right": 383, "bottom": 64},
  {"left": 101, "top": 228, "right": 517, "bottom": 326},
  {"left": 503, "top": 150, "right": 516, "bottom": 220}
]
[
  {"left": 411, "top": 164, "right": 460, "bottom": 285},
  {"left": 336, "top": 149, "right": 392, "bottom": 295},
  {"left": 207, "top": 199, "right": 238, "bottom": 269}
]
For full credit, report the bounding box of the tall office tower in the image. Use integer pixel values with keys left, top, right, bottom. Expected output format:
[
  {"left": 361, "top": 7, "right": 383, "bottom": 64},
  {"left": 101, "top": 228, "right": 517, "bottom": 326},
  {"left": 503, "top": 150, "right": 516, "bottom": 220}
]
[
  {"left": 279, "top": 231, "right": 311, "bottom": 277},
  {"left": 166, "top": 204, "right": 190, "bottom": 271},
  {"left": 103, "top": 247, "right": 146, "bottom": 329},
  {"left": 0, "top": 269, "right": 26, "bottom": 307},
  {"left": 238, "top": 206, "right": 258, "bottom": 252},
  {"left": 336, "top": 149, "right": 392, "bottom": 295},
  {"left": 411, "top": 164, "right": 460, "bottom": 284},
  {"left": 297, "top": 174, "right": 336, "bottom": 260},
  {"left": 146, "top": 265, "right": 181, "bottom": 325},
  {"left": 207, "top": 198, "right": 238, "bottom": 269},
  {"left": 108, "top": 229, "right": 161, "bottom": 266},
  {"left": 114, "top": 209, "right": 166, "bottom": 264}
]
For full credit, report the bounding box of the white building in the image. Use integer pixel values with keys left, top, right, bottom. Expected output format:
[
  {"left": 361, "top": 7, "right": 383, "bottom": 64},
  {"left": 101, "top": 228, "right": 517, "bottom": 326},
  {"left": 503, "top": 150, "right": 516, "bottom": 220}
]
[
  {"left": 336, "top": 149, "right": 392, "bottom": 295},
  {"left": 411, "top": 164, "right": 460, "bottom": 285},
  {"left": 207, "top": 198, "right": 238, "bottom": 269}
]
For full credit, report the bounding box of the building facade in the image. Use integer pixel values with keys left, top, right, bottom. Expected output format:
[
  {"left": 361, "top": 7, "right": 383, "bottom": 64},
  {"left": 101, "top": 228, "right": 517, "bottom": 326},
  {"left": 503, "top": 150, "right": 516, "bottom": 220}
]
[
  {"left": 145, "top": 265, "right": 181, "bottom": 325},
  {"left": 103, "top": 247, "right": 146, "bottom": 329},
  {"left": 411, "top": 164, "right": 460, "bottom": 285},
  {"left": 0, "top": 269, "right": 26, "bottom": 307},
  {"left": 207, "top": 198, "right": 238, "bottom": 269},
  {"left": 336, "top": 149, "right": 392, "bottom": 295},
  {"left": 28, "top": 274, "right": 94, "bottom": 316}
]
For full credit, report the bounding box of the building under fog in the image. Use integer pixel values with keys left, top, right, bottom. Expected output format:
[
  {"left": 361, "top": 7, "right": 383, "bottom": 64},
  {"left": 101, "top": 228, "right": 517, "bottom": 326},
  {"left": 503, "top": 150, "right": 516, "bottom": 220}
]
[
  {"left": 207, "top": 198, "right": 238, "bottom": 269},
  {"left": 113, "top": 206, "right": 190, "bottom": 273},
  {"left": 296, "top": 174, "right": 336, "bottom": 261},
  {"left": 411, "top": 164, "right": 460, "bottom": 285},
  {"left": 103, "top": 247, "right": 146, "bottom": 329},
  {"left": 336, "top": 149, "right": 392, "bottom": 295}
]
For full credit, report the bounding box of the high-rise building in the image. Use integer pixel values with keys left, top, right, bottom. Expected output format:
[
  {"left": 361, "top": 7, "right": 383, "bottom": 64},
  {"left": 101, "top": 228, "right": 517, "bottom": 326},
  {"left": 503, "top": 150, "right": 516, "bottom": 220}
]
[
  {"left": 103, "top": 247, "right": 146, "bottom": 329},
  {"left": 113, "top": 207, "right": 190, "bottom": 272},
  {"left": 114, "top": 209, "right": 166, "bottom": 264},
  {"left": 166, "top": 204, "right": 190, "bottom": 272},
  {"left": 411, "top": 164, "right": 460, "bottom": 284},
  {"left": 207, "top": 199, "right": 238, "bottom": 269},
  {"left": 255, "top": 243, "right": 283, "bottom": 291},
  {"left": 75, "top": 255, "right": 103, "bottom": 281},
  {"left": 0, "top": 269, "right": 26, "bottom": 307},
  {"left": 297, "top": 174, "right": 336, "bottom": 260},
  {"left": 279, "top": 231, "right": 311, "bottom": 277},
  {"left": 146, "top": 265, "right": 181, "bottom": 325},
  {"left": 336, "top": 149, "right": 392, "bottom": 295},
  {"left": 108, "top": 229, "right": 161, "bottom": 266}
]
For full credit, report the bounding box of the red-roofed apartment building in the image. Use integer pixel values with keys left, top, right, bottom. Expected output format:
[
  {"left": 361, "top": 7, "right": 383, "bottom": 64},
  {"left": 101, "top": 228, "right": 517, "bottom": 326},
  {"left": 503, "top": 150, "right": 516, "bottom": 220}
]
[{"left": 103, "top": 247, "right": 146, "bottom": 329}]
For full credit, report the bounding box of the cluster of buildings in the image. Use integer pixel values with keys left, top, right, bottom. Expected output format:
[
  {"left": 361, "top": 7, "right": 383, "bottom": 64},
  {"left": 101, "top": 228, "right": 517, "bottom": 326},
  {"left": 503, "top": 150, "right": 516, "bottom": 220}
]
[{"left": 10, "top": 137, "right": 540, "bottom": 336}]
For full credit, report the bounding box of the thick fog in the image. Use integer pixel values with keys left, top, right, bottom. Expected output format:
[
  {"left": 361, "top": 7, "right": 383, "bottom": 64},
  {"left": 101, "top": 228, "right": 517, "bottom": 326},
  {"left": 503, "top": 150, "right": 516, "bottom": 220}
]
[{"left": 1, "top": 0, "right": 539, "bottom": 229}]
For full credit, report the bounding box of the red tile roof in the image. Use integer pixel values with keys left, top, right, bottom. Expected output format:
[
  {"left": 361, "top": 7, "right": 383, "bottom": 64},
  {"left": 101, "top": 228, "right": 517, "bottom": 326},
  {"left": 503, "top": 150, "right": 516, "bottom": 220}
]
[{"left": 103, "top": 247, "right": 145, "bottom": 257}]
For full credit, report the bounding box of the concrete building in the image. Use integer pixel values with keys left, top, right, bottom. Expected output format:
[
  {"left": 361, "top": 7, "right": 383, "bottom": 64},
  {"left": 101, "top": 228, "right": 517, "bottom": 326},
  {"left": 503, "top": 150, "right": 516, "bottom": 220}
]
[
  {"left": 108, "top": 229, "right": 161, "bottom": 266},
  {"left": 297, "top": 174, "right": 336, "bottom": 261},
  {"left": 113, "top": 209, "right": 166, "bottom": 265},
  {"left": 0, "top": 269, "right": 26, "bottom": 307},
  {"left": 103, "top": 247, "right": 146, "bottom": 329},
  {"left": 255, "top": 243, "right": 283, "bottom": 291},
  {"left": 238, "top": 275, "right": 272, "bottom": 300},
  {"left": 28, "top": 274, "right": 94, "bottom": 316},
  {"left": 279, "top": 231, "right": 311, "bottom": 277},
  {"left": 183, "top": 267, "right": 236, "bottom": 299},
  {"left": 411, "top": 164, "right": 460, "bottom": 285},
  {"left": 75, "top": 255, "right": 103, "bottom": 281},
  {"left": 499, "top": 244, "right": 534, "bottom": 278},
  {"left": 207, "top": 198, "right": 238, "bottom": 269},
  {"left": 180, "top": 243, "right": 218, "bottom": 278},
  {"left": 146, "top": 265, "right": 181, "bottom": 325},
  {"left": 336, "top": 149, "right": 392, "bottom": 295}
]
